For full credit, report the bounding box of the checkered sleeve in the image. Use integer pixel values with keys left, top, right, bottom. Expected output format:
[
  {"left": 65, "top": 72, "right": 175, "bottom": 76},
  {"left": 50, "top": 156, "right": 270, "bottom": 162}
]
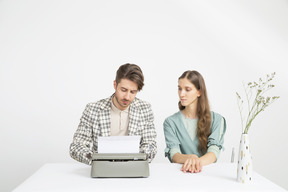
[
  {"left": 69, "top": 104, "right": 94, "bottom": 165},
  {"left": 139, "top": 103, "right": 157, "bottom": 163}
]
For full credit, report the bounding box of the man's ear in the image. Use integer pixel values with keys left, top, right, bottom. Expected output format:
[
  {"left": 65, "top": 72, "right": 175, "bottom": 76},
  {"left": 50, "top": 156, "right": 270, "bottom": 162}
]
[{"left": 113, "top": 80, "right": 117, "bottom": 90}]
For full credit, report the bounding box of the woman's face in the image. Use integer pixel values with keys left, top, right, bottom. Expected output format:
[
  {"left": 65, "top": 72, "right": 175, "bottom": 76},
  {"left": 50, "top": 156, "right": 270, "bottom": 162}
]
[{"left": 178, "top": 78, "right": 201, "bottom": 108}]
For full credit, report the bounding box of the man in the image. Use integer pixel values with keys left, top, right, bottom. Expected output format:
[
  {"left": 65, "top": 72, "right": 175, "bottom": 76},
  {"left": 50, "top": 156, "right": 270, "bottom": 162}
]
[{"left": 70, "top": 63, "right": 157, "bottom": 165}]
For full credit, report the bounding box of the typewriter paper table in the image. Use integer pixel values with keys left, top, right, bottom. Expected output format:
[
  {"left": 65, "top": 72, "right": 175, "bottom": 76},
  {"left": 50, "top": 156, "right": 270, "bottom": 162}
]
[{"left": 13, "top": 163, "right": 287, "bottom": 192}]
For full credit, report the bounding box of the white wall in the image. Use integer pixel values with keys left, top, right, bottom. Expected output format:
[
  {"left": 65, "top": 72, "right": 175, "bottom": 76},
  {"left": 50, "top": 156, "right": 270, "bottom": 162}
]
[{"left": 1, "top": 0, "right": 288, "bottom": 191}]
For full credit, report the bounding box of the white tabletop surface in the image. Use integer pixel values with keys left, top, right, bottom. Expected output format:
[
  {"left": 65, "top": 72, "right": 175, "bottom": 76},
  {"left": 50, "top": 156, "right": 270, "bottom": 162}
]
[{"left": 13, "top": 162, "right": 287, "bottom": 192}]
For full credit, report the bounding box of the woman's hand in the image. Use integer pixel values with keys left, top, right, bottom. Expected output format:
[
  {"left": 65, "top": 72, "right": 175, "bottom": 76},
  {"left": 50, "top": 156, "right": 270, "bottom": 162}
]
[{"left": 181, "top": 154, "right": 203, "bottom": 173}]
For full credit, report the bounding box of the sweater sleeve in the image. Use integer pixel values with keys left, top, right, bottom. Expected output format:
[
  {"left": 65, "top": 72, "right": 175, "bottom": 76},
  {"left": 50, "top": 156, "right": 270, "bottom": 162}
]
[
  {"left": 163, "top": 118, "right": 181, "bottom": 163},
  {"left": 207, "top": 113, "right": 226, "bottom": 160}
]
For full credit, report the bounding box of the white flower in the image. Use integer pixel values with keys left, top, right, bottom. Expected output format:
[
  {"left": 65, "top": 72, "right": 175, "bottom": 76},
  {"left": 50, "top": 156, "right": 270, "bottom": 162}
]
[{"left": 236, "top": 72, "right": 280, "bottom": 134}]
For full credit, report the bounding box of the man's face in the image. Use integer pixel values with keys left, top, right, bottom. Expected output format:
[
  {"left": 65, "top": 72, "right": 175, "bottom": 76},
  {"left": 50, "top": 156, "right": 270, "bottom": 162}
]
[{"left": 113, "top": 78, "right": 138, "bottom": 110}]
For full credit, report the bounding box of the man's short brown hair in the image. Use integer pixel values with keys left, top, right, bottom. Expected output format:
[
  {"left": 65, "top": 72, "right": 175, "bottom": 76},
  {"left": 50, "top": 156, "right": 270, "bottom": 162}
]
[{"left": 115, "top": 63, "right": 144, "bottom": 91}]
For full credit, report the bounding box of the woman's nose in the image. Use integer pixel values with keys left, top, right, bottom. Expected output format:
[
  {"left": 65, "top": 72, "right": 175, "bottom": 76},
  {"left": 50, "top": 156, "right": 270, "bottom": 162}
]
[{"left": 179, "top": 90, "right": 185, "bottom": 97}]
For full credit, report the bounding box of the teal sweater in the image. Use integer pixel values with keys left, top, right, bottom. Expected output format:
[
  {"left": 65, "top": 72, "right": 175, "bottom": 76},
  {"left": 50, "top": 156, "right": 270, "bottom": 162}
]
[{"left": 163, "top": 111, "right": 226, "bottom": 162}]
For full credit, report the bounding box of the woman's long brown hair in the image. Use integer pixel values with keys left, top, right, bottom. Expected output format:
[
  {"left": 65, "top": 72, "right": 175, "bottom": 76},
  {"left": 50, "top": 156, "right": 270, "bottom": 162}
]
[{"left": 178, "top": 70, "right": 211, "bottom": 155}]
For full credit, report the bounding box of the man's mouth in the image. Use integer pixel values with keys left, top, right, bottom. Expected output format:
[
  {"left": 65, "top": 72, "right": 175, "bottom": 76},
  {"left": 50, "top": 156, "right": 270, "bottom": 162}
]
[{"left": 122, "top": 100, "right": 129, "bottom": 105}]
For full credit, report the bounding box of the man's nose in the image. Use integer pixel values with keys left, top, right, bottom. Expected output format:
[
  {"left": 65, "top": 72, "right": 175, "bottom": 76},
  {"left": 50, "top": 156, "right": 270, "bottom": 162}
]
[{"left": 124, "top": 92, "right": 130, "bottom": 100}]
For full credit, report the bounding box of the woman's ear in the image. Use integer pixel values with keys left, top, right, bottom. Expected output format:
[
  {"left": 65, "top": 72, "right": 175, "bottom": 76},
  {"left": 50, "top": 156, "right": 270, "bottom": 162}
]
[{"left": 197, "top": 90, "right": 201, "bottom": 97}]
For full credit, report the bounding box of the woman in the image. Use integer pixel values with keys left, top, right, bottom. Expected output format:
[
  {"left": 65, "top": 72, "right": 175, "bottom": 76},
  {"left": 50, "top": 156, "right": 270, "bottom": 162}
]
[{"left": 163, "top": 70, "right": 226, "bottom": 173}]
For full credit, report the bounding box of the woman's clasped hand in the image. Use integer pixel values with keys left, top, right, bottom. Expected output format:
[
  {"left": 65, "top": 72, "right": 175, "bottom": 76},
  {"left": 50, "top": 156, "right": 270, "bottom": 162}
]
[{"left": 181, "top": 155, "right": 203, "bottom": 173}]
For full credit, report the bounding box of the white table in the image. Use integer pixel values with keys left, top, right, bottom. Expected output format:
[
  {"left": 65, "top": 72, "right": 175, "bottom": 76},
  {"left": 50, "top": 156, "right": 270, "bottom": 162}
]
[{"left": 13, "top": 163, "right": 287, "bottom": 192}]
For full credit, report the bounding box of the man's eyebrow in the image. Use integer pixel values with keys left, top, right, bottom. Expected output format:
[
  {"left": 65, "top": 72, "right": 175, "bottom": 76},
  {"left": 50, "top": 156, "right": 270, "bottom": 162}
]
[{"left": 120, "top": 87, "right": 137, "bottom": 92}]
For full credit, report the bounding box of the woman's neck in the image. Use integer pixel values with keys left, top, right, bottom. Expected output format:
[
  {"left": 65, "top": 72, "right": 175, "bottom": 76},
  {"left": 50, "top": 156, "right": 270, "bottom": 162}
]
[{"left": 182, "top": 107, "right": 197, "bottom": 119}]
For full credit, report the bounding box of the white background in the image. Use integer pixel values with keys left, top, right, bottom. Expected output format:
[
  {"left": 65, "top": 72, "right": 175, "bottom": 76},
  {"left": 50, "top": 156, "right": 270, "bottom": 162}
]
[{"left": 1, "top": 0, "right": 288, "bottom": 191}]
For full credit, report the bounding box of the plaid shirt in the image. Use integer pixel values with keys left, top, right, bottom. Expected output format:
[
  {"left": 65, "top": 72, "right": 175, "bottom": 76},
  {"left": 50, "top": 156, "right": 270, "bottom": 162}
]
[{"left": 70, "top": 95, "right": 157, "bottom": 165}]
